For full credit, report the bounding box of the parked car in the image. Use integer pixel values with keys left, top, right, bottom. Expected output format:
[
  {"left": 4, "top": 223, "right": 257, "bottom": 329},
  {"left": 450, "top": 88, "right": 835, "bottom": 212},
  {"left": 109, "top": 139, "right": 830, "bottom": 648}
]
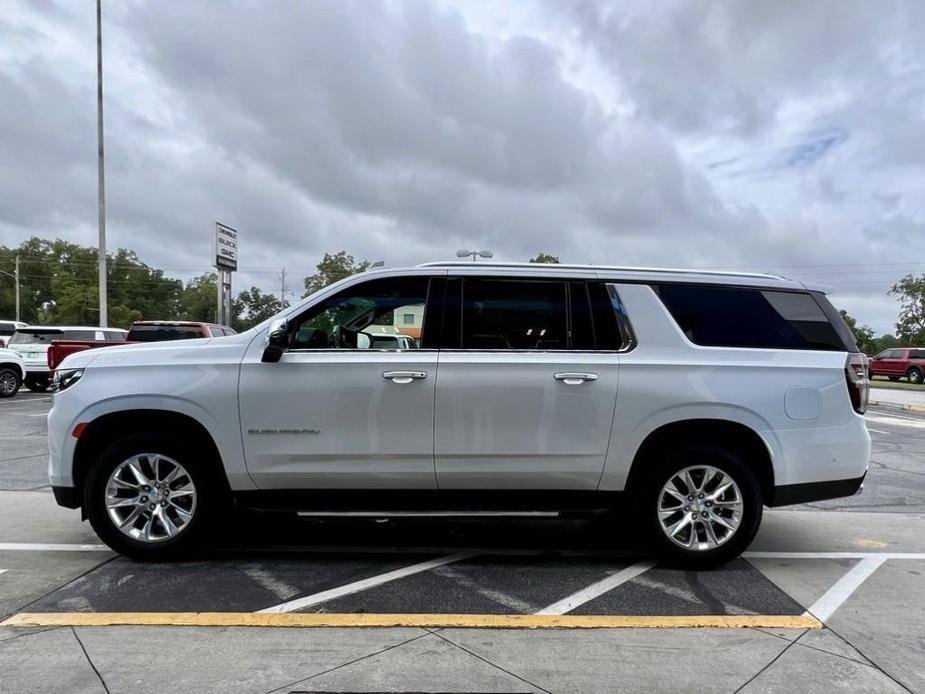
[
  {"left": 48, "top": 338, "right": 134, "bottom": 379},
  {"left": 0, "top": 347, "right": 25, "bottom": 397},
  {"left": 7, "top": 326, "right": 127, "bottom": 392},
  {"left": 0, "top": 320, "right": 28, "bottom": 348},
  {"left": 126, "top": 321, "right": 236, "bottom": 342},
  {"left": 869, "top": 347, "right": 925, "bottom": 384},
  {"left": 358, "top": 332, "right": 418, "bottom": 349},
  {"left": 47, "top": 263, "right": 869, "bottom": 566},
  {"left": 46, "top": 322, "right": 237, "bottom": 376}
]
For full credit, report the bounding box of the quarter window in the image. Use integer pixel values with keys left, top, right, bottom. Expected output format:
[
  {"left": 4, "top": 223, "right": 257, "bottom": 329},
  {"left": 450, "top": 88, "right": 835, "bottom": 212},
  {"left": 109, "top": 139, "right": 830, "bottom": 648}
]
[
  {"left": 654, "top": 285, "right": 849, "bottom": 351},
  {"left": 290, "top": 276, "right": 429, "bottom": 350}
]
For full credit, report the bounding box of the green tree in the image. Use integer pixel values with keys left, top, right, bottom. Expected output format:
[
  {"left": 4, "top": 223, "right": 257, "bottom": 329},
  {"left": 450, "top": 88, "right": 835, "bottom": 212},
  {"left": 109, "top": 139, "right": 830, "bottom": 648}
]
[
  {"left": 302, "top": 251, "right": 370, "bottom": 298},
  {"left": 234, "top": 287, "right": 288, "bottom": 331},
  {"left": 838, "top": 309, "right": 876, "bottom": 354},
  {"left": 870, "top": 334, "right": 901, "bottom": 353},
  {"left": 1, "top": 238, "right": 183, "bottom": 328},
  {"left": 178, "top": 274, "right": 218, "bottom": 323},
  {"left": 890, "top": 274, "right": 925, "bottom": 344},
  {"left": 529, "top": 253, "right": 560, "bottom": 264}
]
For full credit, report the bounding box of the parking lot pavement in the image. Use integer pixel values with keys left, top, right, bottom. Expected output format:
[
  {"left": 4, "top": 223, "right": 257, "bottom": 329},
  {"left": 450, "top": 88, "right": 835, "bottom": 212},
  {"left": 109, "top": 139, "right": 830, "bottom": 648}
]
[{"left": 1, "top": 399, "right": 924, "bottom": 692}]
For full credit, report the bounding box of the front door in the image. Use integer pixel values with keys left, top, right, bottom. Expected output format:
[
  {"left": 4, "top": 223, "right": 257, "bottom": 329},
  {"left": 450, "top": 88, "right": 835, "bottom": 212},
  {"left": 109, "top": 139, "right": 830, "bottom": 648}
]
[
  {"left": 240, "top": 274, "right": 438, "bottom": 489},
  {"left": 434, "top": 277, "right": 623, "bottom": 489}
]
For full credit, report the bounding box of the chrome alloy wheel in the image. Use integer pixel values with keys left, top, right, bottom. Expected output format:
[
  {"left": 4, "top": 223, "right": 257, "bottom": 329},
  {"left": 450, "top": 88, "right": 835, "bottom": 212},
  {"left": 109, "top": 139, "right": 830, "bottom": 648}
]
[
  {"left": 658, "top": 465, "right": 743, "bottom": 551},
  {"left": 105, "top": 454, "right": 197, "bottom": 542},
  {"left": 0, "top": 370, "right": 17, "bottom": 395}
]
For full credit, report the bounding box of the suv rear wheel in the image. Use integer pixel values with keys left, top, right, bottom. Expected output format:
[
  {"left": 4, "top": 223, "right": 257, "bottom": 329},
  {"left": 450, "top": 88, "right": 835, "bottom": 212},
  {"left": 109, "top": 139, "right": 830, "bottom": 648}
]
[
  {"left": 642, "top": 444, "right": 762, "bottom": 568},
  {"left": 907, "top": 367, "right": 923, "bottom": 385},
  {"left": 84, "top": 432, "right": 222, "bottom": 560}
]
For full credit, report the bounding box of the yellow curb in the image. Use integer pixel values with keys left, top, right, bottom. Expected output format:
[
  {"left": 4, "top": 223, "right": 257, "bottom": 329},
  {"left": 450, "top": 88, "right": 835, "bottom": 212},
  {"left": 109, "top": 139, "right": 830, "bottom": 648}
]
[{"left": 0, "top": 612, "right": 822, "bottom": 629}]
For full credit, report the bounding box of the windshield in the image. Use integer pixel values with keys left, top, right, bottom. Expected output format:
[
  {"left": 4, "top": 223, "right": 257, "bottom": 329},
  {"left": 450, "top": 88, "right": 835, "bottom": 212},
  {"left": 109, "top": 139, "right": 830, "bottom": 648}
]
[{"left": 127, "top": 325, "right": 204, "bottom": 342}]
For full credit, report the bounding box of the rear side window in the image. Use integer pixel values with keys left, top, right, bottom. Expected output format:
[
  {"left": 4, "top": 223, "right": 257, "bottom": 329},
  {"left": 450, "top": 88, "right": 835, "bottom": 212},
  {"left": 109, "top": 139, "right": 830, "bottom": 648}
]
[
  {"left": 461, "top": 279, "right": 568, "bottom": 350},
  {"left": 909, "top": 349, "right": 925, "bottom": 359},
  {"left": 654, "top": 285, "right": 853, "bottom": 351}
]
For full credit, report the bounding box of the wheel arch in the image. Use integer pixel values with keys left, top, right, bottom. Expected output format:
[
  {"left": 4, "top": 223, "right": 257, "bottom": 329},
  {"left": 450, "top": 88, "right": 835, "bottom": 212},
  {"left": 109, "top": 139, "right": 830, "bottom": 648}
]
[
  {"left": 72, "top": 409, "right": 231, "bottom": 506},
  {"left": 624, "top": 419, "right": 776, "bottom": 505},
  {"left": 0, "top": 361, "right": 24, "bottom": 380}
]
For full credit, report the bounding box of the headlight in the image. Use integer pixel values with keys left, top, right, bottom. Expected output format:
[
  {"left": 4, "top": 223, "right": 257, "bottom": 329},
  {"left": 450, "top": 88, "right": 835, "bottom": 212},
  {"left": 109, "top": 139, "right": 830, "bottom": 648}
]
[{"left": 53, "top": 369, "right": 84, "bottom": 393}]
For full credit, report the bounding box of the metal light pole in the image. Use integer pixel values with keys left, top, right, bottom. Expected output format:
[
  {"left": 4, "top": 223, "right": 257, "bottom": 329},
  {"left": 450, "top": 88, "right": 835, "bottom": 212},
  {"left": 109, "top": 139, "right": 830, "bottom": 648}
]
[
  {"left": 456, "top": 249, "right": 494, "bottom": 262},
  {"left": 14, "top": 255, "right": 19, "bottom": 322},
  {"left": 96, "top": 0, "right": 108, "bottom": 327},
  {"left": 0, "top": 256, "right": 20, "bottom": 321}
]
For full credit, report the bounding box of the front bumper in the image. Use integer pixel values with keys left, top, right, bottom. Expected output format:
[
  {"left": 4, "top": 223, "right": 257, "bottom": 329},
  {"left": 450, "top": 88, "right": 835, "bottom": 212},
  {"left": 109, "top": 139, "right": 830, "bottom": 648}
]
[{"left": 769, "top": 472, "right": 866, "bottom": 507}]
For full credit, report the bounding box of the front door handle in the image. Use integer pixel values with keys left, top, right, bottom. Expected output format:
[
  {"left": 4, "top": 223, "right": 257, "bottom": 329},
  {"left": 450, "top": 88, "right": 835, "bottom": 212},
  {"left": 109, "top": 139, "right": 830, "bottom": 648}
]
[
  {"left": 554, "top": 372, "right": 598, "bottom": 385},
  {"left": 383, "top": 370, "right": 428, "bottom": 384}
]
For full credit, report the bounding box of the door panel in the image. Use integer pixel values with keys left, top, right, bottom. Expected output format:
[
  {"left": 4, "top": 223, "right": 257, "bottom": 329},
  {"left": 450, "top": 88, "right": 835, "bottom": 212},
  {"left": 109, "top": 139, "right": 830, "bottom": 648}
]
[
  {"left": 239, "top": 349, "right": 438, "bottom": 489},
  {"left": 434, "top": 352, "right": 619, "bottom": 489}
]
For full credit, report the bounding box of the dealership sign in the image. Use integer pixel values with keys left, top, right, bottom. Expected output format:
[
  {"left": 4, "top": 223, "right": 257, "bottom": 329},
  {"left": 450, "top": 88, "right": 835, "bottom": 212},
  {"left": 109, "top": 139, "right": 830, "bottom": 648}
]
[{"left": 214, "top": 222, "right": 238, "bottom": 271}]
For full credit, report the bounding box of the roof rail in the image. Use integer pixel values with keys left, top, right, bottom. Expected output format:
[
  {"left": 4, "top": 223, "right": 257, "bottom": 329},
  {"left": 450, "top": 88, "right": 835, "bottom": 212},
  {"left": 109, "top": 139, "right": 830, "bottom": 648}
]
[{"left": 416, "top": 261, "right": 786, "bottom": 281}]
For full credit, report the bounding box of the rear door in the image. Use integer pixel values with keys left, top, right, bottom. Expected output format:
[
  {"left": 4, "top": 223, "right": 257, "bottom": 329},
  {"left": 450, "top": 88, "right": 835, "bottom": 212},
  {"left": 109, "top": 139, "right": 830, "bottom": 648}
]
[{"left": 434, "top": 277, "right": 623, "bottom": 489}]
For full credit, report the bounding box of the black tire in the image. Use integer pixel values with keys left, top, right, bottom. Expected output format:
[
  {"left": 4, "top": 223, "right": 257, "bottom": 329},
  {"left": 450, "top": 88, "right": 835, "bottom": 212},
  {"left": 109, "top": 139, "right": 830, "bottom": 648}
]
[
  {"left": 0, "top": 366, "right": 21, "bottom": 398},
  {"left": 640, "top": 444, "right": 763, "bottom": 569},
  {"left": 24, "top": 376, "right": 49, "bottom": 392},
  {"left": 907, "top": 368, "right": 923, "bottom": 385},
  {"left": 84, "top": 431, "right": 225, "bottom": 560}
]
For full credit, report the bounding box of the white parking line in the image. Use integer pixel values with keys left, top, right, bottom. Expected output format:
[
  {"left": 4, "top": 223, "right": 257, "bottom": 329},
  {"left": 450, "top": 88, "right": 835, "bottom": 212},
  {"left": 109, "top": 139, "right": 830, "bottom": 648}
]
[
  {"left": 258, "top": 553, "right": 473, "bottom": 614},
  {"left": 804, "top": 556, "right": 887, "bottom": 622},
  {"left": 536, "top": 561, "right": 656, "bottom": 615},
  {"left": 0, "top": 543, "right": 110, "bottom": 552},
  {"left": 744, "top": 551, "right": 925, "bottom": 560},
  {"left": 866, "top": 428, "right": 890, "bottom": 435}
]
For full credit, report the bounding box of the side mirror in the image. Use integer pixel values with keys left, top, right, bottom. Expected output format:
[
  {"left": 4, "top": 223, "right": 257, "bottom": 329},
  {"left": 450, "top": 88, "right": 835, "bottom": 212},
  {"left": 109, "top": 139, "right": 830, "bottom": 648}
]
[{"left": 261, "top": 318, "right": 289, "bottom": 363}]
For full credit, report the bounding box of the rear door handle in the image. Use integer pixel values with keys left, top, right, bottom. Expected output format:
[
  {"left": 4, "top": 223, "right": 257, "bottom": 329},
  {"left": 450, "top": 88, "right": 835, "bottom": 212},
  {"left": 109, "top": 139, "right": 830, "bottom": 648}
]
[
  {"left": 383, "top": 370, "right": 428, "bottom": 384},
  {"left": 554, "top": 372, "right": 598, "bottom": 385}
]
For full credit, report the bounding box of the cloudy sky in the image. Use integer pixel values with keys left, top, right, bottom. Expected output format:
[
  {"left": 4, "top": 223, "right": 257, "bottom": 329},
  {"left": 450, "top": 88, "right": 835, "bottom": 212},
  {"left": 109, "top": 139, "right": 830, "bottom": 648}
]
[{"left": 2, "top": 1, "right": 924, "bottom": 333}]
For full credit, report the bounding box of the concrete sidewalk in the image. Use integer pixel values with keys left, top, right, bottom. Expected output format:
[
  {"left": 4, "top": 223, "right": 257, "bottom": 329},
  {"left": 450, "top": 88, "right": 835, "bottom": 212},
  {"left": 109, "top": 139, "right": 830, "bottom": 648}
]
[{"left": 869, "top": 384, "right": 925, "bottom": 412}]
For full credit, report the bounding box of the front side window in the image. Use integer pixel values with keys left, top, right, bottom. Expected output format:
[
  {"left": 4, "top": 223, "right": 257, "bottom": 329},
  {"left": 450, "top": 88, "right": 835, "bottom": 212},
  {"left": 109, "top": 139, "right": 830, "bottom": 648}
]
[{"left": 290, "top": 276, "right": 429, "bottom": 350}]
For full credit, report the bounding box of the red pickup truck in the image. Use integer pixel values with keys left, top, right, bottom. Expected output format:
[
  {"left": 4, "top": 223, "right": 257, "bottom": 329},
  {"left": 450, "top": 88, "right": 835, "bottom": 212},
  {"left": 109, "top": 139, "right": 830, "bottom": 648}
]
[
  {"left": 47, "top": 321, "right": 236, "bottom": 374},
  {"left": 869, "top": 347, "right": 925, "bottom": 384}
]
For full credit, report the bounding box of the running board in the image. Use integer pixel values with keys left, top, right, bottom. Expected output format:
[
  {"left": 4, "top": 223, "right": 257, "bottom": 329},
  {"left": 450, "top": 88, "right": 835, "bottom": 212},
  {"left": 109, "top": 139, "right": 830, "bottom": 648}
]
[{"left": 296, "top": 510, "right": 560, "bottom": 518}]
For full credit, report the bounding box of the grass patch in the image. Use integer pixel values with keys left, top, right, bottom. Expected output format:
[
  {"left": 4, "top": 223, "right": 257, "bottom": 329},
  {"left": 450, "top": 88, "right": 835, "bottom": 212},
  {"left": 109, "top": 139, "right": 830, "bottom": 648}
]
[{"left": 870, "top": 376, "right": 925, "bottom": 391}]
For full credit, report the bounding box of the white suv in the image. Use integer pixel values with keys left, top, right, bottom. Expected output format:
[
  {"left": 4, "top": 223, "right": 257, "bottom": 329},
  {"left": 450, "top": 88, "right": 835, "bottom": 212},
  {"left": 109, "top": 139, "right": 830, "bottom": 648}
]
[{"left": 47, "top": 263, "right": 870, "bottom": 565}]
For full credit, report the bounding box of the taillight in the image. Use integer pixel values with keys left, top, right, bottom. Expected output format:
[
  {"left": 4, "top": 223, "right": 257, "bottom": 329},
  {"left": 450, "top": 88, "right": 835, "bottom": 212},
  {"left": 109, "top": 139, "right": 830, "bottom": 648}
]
[{"left": 845, "top": 353, "right": 869, "bottom": 414}]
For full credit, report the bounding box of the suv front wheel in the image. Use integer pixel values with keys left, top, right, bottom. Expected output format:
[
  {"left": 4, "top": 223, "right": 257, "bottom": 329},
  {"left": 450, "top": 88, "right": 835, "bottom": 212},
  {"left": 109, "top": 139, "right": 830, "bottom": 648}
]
[
  {"left": 84, "top": 432, "right": 221, "bottom": 560},
  {"left": 643, "top": 444, "right": 762, "bottom": 568}
]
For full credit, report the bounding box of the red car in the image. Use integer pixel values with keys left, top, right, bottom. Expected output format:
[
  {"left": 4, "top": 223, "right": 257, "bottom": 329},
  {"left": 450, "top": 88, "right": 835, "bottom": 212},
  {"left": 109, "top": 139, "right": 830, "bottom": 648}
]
[
  {"left": 869, "top": 347, "right": 925, "bottom": 384},
  {"left": 48, "top": 321, "right": 236, "bottom": 375}
]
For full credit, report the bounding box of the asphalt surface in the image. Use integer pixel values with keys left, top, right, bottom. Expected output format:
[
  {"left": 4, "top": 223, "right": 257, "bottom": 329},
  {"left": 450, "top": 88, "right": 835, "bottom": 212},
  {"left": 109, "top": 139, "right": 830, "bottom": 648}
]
[{"left": 2, "top": 390, "right": 925, "bottom": 692}]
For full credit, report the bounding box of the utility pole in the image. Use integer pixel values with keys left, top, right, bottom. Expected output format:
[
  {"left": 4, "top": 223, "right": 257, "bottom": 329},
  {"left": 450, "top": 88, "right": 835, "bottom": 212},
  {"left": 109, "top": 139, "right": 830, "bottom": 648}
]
[
  {"left": 96, "top": 0, "right": 108, "bottom": 327},
  {"left": 279, "top": 268, "right": 289, "bottom": 304},
  {"left": 14, "top": 255, "right": 19, "bottom": 322}
]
